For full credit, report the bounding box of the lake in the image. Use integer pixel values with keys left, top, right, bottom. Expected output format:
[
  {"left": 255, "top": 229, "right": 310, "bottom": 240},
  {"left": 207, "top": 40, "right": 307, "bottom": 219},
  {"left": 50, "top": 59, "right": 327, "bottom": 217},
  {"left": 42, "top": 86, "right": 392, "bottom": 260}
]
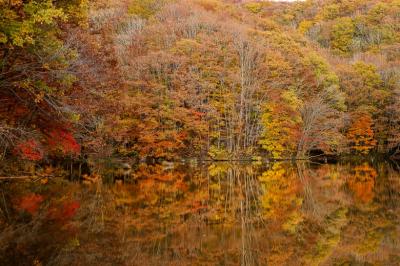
[{"left": 0, "top": 160, "right": 399, "bottom": 265}]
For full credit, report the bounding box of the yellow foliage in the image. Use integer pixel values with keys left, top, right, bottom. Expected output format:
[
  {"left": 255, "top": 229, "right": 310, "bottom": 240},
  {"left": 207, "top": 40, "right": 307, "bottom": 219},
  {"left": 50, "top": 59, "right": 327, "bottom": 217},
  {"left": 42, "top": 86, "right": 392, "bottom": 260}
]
[
  {"left": 128, "top": 0, "right": 163, "bottom": 19},
  {"left": 305, "top": 208, "right": 348, "bottom": 266},
  {"left": 194, "top": 0, "right": 221, "bottom": 11},
  {"left": 330, "top": 17, "right": 355, "bottom": 55},
  {"left": 259, "top": 163, "right": 303, "bottom": 232},
  {"left": 244, "top": 2, "right": 264, "bottom": 14},
  {"left": 298, "top": 20, "right": 314, "bottom": 34},
  {"left": 259, "top": 90, "right": 302, "bottom": 158},
  {"left": 320, "top": 4, "right": 341, "bottom": 20},
  {"left": 171, "top": 39, "right": 201, "bottom": 55}
]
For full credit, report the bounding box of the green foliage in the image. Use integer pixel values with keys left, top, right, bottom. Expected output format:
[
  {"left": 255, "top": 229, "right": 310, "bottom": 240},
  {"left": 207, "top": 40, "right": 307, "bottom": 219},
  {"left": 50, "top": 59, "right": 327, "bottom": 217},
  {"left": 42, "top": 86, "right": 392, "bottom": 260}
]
[
  {"left": 208, "top": 145, "right": 230, "bottom": 160},
  {"left": 353, "top": 61, "right": 383, "bottom": 89},
  {"left": 305, "top": 208, "right": 348, "bottom": 266},
  {"left": 305, "top": 53, "right": 339, "bottom": 87},
  {"left": 194, "top": 0, "right": 222, "bottom": 11},
  {"left": 0, "top": 1, "right": 65, "bottom": 47},
  {"left": 367, "top": 2, "right": 389, "bottom": 24},
  {"left": 128, "top": 0, "right": 163, "bottom": 19},
  {"left": 171, "top": 39, "right": 201, "bottom": 55},
  {"left": 0, "top": 0, "right": 87, "bottom": 159},
  {"left": 259, "top": 90, "right": 302, "bottom": 158},
  {"left": 331, "top": 17, "right": 355, "bottom": 55},
  {"left": 352, "top": 61, "right": 389, "bottom": 112},
  {"left": 245, "top": 2, "right": 264, "bottom": 14},
  {"left": 293, "top": 0, "right": 400, "bottom": 55},
  {"left": 304, "top": 52, "right": 346, "bottom": 110},
  {"left": 56, "top": 0, "right": 89, "bottom": 26},
  {"left": 320, "top": 4, "right": 341, "bottom": 20},
  {"left": 0, "top": 0, "right": 85, "bottom": 92}
]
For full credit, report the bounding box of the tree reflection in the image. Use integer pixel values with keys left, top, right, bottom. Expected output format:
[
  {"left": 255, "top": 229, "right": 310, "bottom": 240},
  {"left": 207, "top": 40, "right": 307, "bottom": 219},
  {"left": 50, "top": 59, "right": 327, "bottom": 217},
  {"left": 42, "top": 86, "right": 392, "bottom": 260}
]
[
  {"left": 259, "top": 163, "right": 303, "bottom": 234},
  {"left": 346, "top": 162, "right": 377, "bottom": 204},
  {"left": 0, "top": 161, "right": 399, "bottom": 265}
]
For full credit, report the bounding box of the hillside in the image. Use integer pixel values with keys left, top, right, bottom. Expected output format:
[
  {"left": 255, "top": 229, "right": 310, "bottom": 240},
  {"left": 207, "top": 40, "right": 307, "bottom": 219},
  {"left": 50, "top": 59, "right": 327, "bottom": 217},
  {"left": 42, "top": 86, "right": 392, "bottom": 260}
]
[{"left": 1, "top": 0, "right": 400, "bottom": 163}]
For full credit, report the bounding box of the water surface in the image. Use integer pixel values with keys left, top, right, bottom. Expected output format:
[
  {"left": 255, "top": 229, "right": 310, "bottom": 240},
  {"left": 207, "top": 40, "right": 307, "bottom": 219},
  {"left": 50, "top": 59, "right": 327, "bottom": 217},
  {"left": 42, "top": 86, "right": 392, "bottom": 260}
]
[{"left": 1, "top": 160, "right": 399, "bottom": 265}]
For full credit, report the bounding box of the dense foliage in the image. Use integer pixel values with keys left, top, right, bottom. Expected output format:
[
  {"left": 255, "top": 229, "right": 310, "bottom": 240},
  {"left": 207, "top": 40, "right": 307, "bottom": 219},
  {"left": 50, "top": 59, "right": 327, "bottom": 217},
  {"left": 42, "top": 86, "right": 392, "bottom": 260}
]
[
  {"left": 1, "top": 0, "right": 400, "bottom": 161},
  {"left": 1, "top": 2, "right": 400, "bottom": 265}
]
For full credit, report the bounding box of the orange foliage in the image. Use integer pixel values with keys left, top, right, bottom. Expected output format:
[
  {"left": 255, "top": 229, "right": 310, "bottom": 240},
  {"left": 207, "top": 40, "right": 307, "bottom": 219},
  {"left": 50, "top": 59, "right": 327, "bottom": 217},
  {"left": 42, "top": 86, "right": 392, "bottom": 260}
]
[
  {"left": 347, "top": 112, "right": 377, "bottom": 154},
  {"left": 347, "top": 163, "right": 376, "bottom": 203}
]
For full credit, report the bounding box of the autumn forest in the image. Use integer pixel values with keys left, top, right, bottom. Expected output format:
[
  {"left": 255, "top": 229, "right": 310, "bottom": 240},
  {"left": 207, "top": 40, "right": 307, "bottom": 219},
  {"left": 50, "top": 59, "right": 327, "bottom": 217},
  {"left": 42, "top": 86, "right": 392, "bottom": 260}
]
[
  {"left": 0, "top": 0, "right": 399, "bottom": 161},
  {"left": 1, "top": 0, "right": 400, "bottom": 265}
]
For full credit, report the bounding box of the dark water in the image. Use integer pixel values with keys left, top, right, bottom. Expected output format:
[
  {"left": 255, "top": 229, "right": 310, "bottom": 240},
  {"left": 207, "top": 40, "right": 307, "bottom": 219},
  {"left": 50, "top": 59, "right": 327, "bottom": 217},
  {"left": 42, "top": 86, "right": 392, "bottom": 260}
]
[{"left": 1, "top": 160, "right": 400, "bottom": 265}]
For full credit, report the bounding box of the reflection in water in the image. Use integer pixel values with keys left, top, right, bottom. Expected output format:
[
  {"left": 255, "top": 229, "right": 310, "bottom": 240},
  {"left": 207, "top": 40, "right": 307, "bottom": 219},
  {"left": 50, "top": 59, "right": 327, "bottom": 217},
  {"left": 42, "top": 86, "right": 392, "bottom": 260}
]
[
  {"left": 346, "top": 163, "right": 377, "bottom": 204},
  {"left": 0, "top": 161, "right": 399, "bottom": 265}
]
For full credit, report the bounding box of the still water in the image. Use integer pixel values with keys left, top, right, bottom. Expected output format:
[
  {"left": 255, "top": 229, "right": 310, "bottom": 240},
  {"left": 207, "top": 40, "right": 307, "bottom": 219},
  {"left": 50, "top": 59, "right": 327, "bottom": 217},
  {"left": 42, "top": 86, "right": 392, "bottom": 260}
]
[{"left": 1, "top": 160, "right": 399, "bottom": 265}]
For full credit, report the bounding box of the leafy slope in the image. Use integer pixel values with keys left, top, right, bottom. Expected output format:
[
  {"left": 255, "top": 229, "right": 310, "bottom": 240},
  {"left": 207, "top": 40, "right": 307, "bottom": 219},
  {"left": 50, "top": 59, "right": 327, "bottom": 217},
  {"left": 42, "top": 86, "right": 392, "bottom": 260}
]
[{"left": 1, "top": 0, "right": 400, "bottom": 161}]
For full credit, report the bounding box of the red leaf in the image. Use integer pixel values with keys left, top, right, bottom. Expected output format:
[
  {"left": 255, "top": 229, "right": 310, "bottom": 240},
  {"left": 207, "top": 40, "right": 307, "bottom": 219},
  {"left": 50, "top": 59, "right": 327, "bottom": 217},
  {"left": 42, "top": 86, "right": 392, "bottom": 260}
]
[
  {"left": 48, "top": 201, "right": 80, "bottom": 222},
  {"left": 47, "top": 129, "right": 80, "bottom": 156},
  {"left": 17, "top": 194, "right": 44, "bottom": 215},
  {"left": 13, "top": 139, "right": 43, "bottom": 161}
]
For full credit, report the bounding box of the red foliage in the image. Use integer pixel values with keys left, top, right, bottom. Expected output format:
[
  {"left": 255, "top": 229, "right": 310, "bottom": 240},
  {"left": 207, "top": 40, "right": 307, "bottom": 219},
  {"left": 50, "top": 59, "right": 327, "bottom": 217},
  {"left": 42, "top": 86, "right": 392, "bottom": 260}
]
[
  {"left": 13, "top": 139, "right": 43, "bottom": 161},
  {"left": 61, "top": 201, "right": 80, "bottom": 220},
  {"left": 17, "top": 194, "right": 44, "bottom": 215},
  {"left": 14, "top": 106, "right": 29, "bottom": 117},
  {"left": 177, "top": 131, "right": 188, "bottom": 140},
  {"left": 192, "top": 110, "right": 205, "bottom": 119},
  {"left": 48, "top": 201, "right": 80, "bottom": 222},
  {"left": 47, "top": 129, "right": 80, "bottom": 156}
]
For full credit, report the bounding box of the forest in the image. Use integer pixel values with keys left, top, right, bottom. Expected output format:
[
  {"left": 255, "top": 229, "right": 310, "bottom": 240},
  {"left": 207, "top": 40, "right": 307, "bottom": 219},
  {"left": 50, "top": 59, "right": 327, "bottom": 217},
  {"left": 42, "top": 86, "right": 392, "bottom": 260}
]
[
  {"left": 1, "top": 0, "right": 400, "bottom": 265},
  {"left": 1, "top": 0, "right": 400, "bottom": 163}
]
